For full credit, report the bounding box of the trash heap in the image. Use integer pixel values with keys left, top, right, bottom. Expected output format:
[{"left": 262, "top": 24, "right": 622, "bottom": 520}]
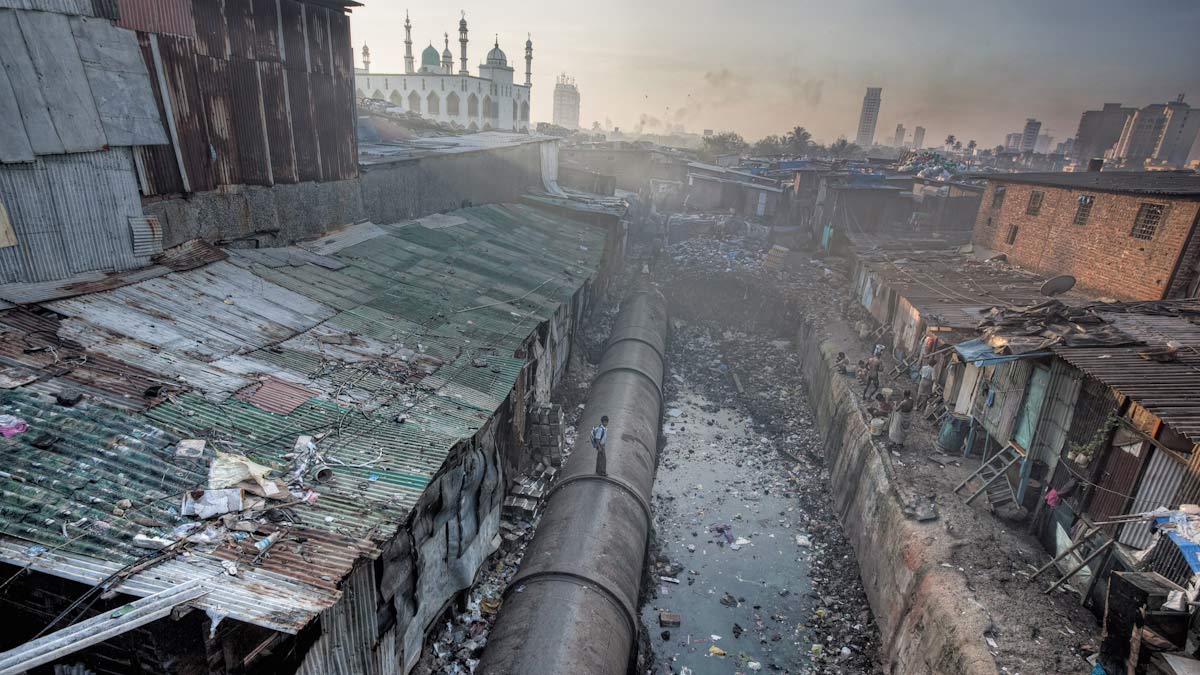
[{"left": 896, "top": 150, "right": 967, "bottom": 181}]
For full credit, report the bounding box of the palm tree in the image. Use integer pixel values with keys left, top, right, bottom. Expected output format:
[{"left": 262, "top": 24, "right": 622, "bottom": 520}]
[
  {"left": 944, "top": 134, "right": 956, "bottom": 149},
  {"left": 953, "top": 140, "right": 962, "bottom": 153},
  {"left": 826, "top": 138, "right": 860, "bottom": 159},
  {"left": 786, "top": 126, "right": 813, "bottom": 156}
]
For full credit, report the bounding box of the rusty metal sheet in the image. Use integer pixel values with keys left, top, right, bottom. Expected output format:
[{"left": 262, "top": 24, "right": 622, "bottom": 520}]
[
  {"left": 224, "top": 0, "right": 255, "bottom": 60},
  {"left": 279, "top": 0, "right": 307, "bottom": 72},
  {"left": 190, "top": 0, "right": 227, "bottom": 58},
  {"left": 195, "top": 55, "right": 241, "bottom": 186},
  {"left": 229, "top": 56, "right": 271, "bottom": 186},
  {"left": 132, "top": 33, "right": 184, "bottom": 195},
  {"left": 0, "top": 307, "right": 184, "bottom": 407},
  {"left": 259, "top": 60, "right": 297, "bottom": 183},
  {"left": 251, "top": 0, "right": 280, "bottom": 62},
  {"left": 156, "top": 33, "right": 215, "bottom": 193},
  {"left": 311, "top": 72, "right": 354, "bottom": 181},
  {"left": 233, "top": 375, "right": 316, "bottom": 414},
  {"left": 286, "top": 70, "right": 321, "bottom": 182},
  {"left": 305, "top": 3, "right": 328, "bottom": 75},
  {"left": 115, "top": 0, "right": 194, "bottom": 36},
  {"left": 327, "top": 8, "right": 350, "bottom": 78}
]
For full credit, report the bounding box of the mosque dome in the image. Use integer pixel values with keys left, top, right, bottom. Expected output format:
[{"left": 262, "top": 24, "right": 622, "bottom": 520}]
[
  {"left": 486, "top": 41, "right": 507, "bottom": 66},
  {"left": 421, "top": 44, "right": 440, "bottom": 68}
]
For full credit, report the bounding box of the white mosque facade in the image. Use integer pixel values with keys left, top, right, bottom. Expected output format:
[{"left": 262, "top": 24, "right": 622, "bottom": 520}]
[{"left": 355, "top": 14, "right": 532, "bottom": 132}]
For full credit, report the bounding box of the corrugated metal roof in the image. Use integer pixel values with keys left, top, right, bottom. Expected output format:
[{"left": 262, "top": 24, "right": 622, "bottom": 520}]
[
  {"left": 0, "top": 202, "right": 606, "bottom": 636},
  {"left": 0, "top": 239, "right": 226, "bottom": 304},
  {"left": 1054, "top": 308, "right": 1200, "bottom": 444}
]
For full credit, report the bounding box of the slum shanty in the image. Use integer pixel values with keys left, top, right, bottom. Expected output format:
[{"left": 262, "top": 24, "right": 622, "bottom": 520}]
[{"left": 2, "top": 2, "right": 1200, "bottom": 675}]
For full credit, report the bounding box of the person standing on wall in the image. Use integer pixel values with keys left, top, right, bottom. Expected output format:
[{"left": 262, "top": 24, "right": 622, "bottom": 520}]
[{"left": 591, "top": 415, "right": 609, "bottom": 477}]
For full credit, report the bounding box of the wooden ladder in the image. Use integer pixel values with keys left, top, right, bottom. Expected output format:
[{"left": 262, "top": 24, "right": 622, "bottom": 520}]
[
  {"left": 1031, "top": 527, "right": 1114, "bottom": 596},
  {"left": 954, "top": 443, "right": 1024, "bottom": 508}
]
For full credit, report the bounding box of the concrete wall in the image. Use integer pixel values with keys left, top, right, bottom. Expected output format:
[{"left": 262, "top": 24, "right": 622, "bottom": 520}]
[
  {"left": 796, "top": 318, "right": 1000, "bottom": 675},
  {"left": 147, "top": 179, "right": 365, "bottom": 249},
  {"left": 148, "top": 142, "right": 545, "bottom": 248},
  {"left": 972, "top": 181, "right": 1200, "bottom": 300},
  {"left": 361, "top": 144, "right": 543, "bottom": 225}
]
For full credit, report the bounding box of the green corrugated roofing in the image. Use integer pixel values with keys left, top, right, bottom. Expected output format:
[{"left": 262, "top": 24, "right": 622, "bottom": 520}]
[
  {"left": 0, "top": 202, "right": 606, "bottom": 611},
  {"left": 0, "top": 388, "right": 201, "bottom": 563}
]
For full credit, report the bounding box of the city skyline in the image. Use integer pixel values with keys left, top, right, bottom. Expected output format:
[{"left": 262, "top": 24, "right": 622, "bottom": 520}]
[{"left": 349, "top": 1, "right": 1200, "bottom": 150}]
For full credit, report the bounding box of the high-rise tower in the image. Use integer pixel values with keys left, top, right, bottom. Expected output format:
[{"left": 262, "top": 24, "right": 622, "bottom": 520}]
[{"left": 855, "top": 87, "right": 882, "bottom": 148}]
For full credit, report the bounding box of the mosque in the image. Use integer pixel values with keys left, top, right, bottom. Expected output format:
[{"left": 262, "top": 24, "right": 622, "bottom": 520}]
[{"left": 355, "top": 13, "right": 532, "bottom": 132}]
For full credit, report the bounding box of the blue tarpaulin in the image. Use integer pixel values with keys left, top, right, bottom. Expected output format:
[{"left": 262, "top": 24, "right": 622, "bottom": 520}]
[
  {"left": 954, "top": 338, "right": 1050, "bottom": 366},
  {"left": 1154, "top": 516, "right": 1200, "bottom": 573}
]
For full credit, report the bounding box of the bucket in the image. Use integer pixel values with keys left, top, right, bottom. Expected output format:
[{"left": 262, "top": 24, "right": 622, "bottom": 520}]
[
  {"left": 937, "top": 413, "right": 971, "bottom": 454},
  {"left": 869, "top": 418, "right": 887, "bottom": 436}
]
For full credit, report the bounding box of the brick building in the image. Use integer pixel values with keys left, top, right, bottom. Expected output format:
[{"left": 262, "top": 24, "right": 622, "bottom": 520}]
[{"left": 972, "top": 171, "right": 1200, "bottom": 300}]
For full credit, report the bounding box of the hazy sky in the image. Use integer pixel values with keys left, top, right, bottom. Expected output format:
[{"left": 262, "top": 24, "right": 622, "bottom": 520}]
[{"left": 350, "top": 0, "right": 1200, "bottom": 148}]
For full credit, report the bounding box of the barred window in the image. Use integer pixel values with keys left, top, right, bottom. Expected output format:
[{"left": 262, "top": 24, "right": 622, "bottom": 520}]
[
  {"left": 1073, "top": 195, "right": 1094, "bottom": 226},
  {"left": 991, "top": 186, "right": 1006, "bottom": 208},
  {"left": 1025, "top": 190, "right": 1044, "bottom": 215},
  {"left": 1131, "top": 203, "right": 1164, "bottom": 240}
]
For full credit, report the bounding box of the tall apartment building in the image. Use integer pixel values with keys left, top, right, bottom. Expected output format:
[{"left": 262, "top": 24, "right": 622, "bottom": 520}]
[
  {"left": 1019, "top": 118, "right": 1042, "bottom": 152},
  {"left": 1005, "top": 133, "right": 1023, "bottom": 151},
  {"left": 552, "top": 74, "right": 581, "bottom": 130},
  {"left": 1112, "top": 96, "right": 1200, "bottom": 168},
  {"left": 911, "top": 126, "right": 925, "bottom": 150},
  {"left": 1072, "top": 102, "right": 1136, "bottom": 163},
  {"left": 893, "top": 124, "right": 906, "bottom": 147},
  {"left": 1035, "top": 132, "right": 1053, "bottom": 154},
  {"left": 855, "top": 87, "right": 882, "bottom": 148}
]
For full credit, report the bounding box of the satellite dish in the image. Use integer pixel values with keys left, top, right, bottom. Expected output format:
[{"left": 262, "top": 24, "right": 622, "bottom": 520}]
[{"left": 1040, "top": 275, "right": 1076, "bottom": 297}]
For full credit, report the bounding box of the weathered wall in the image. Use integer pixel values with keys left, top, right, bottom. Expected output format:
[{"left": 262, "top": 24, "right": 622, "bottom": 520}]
[
  {"left": 972, "top": 181, "right": 1200, "bottom": 300},
  {"left": 148, "top": 142, "right": 546, "bottom": 249},
  {"left": 146, "top": 178, "right": 364, "bottom": 248},
  {"left": 360, "top": 144, "right": 544, "bottom": 226},
  {"left": 797, "top": 318, "right": 999, "bottom": 675}
]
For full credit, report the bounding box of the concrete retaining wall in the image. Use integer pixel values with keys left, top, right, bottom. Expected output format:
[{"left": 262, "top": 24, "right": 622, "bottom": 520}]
[{"left": 797, "top": 319, "right": 999, "bottom": 675}]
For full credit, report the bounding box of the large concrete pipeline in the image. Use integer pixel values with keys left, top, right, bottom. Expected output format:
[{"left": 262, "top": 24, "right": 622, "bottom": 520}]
[{"left": 479, "top": 288, "right": 668, "bottom": 675}]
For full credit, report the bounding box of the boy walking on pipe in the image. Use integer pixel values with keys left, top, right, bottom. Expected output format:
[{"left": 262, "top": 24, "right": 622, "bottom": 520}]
[{"left": 591, "top": 416, "right": 609, "bottom": 476}]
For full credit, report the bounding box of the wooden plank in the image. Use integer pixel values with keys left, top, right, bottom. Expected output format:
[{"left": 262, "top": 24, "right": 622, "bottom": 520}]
[
  {"left": 15, "top": 10, "right": 106, "bottom": 153},
  {"left": 0, "top": 196, "right": 15, "bottom": 248},
  {"left": 0, "top": 40, "right": 34, "bottom": 162},
  {"left": 0, "top": 9, "right": 63, "bottom": 155},
  {"left": 69, "top": 16, "right": 168, "bottom": 147}
]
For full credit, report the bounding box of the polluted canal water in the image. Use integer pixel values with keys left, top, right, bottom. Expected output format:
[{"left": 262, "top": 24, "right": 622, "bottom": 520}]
[{"left": 641, "top": 322, "right": 881, "bottom": 674}]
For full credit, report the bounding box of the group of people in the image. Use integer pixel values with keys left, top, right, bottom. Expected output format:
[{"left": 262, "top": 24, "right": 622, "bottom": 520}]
[{"left": 835, "top": 343, "right": 926, "bottom": 448}]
